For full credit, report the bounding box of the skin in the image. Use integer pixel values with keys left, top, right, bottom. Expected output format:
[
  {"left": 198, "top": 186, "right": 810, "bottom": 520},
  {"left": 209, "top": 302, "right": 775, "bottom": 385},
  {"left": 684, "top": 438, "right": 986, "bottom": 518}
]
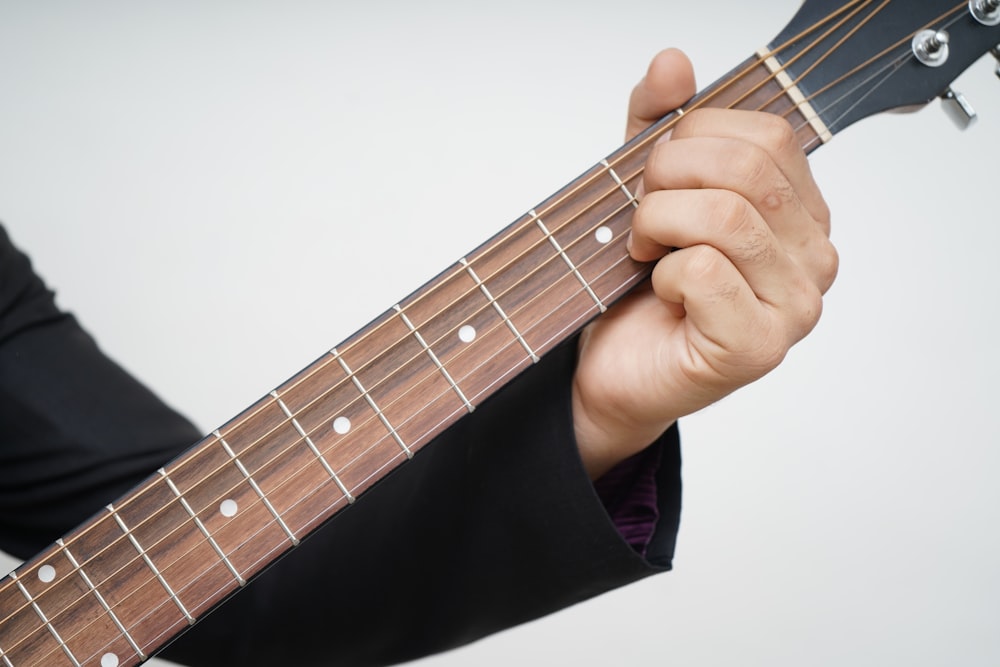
[{"left": 572, "top": 49, "right": 839, "bottom": 479}]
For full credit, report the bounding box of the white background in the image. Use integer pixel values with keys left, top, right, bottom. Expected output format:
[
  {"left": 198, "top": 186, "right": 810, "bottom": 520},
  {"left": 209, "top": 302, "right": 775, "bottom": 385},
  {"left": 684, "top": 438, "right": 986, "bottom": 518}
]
[{"left": 1, "top": 1, "right": 998, "bottom": 665}]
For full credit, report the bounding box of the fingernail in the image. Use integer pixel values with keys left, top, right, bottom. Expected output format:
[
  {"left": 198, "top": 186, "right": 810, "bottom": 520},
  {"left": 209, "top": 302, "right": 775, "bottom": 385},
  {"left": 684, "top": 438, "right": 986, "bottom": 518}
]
[
  {"left": 626, "top": 231, "right": 633, "bottom": 254},
  {"left": 654, "top": 128, "right": 674, "bottom": 145}
]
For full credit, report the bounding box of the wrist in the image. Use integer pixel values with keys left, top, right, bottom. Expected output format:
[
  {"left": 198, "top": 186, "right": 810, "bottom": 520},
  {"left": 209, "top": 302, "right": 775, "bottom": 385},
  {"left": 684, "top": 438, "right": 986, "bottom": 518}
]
[{"left": 571, "top": 376, "right": 676, "bottom": 480}]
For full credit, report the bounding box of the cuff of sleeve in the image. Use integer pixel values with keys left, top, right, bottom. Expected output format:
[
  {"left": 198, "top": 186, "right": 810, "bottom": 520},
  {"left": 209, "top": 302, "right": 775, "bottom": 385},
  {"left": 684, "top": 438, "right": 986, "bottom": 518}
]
[{"left": 161, "top": 338, "right": 682, "bottom": 666}]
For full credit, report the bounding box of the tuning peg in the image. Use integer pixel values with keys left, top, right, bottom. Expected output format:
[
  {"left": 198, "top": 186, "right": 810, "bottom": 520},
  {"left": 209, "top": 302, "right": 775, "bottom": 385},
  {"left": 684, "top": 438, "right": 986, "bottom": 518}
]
[
  {"left": 992, "top": 45, "right": 1000, "bottom": 80},
  {"left": 941, "top": 87, "right": 978, "bottom": 130},
  {"left": 913, "top": 29, "right": 950, "bottom": 67},
  {"left": 970, "top": 0, "right": 1000, "bottom": 26}
]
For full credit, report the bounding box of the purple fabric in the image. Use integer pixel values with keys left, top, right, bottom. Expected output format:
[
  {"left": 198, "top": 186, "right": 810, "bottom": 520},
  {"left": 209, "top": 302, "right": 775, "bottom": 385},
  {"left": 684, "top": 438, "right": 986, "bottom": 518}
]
[{"left": 594, "top": 444, "right": 662, "bottom": 557}]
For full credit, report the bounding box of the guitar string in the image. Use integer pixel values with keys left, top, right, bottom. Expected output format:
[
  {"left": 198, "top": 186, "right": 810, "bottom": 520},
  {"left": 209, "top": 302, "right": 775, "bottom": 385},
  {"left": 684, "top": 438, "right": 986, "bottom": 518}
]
[
  {"left": 693, "top": 0, "right": 889, "bottom": 128},
  {"left": 0, "top": 1, "right": 903, "bottom": 658},
  {"left": 29, "top": 2, "right": 984, "bottom": 664},
  {"left": 1, "top": 0, "right": 866, "bottom": 632},
  {"left": 7, "top": 3, "right": 920, "bottom": 664},
  {"left": 296, "top": 0, "right": 874, "bottom": 380},
  {"left": 8, "top": 3, "right": 943, "bottom": 663},
  {"left": 791, "top": 1, "right": 969, "bottom": 145},
  {"left": 800, "top": 50, "right": 914, "bottom": 153}
]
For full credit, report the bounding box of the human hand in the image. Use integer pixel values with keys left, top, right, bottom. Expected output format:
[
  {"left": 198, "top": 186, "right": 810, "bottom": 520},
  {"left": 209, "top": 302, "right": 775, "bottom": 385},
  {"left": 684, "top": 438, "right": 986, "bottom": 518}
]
[{"left": 572, "top": 49, "right": 838, "bottom": 478}]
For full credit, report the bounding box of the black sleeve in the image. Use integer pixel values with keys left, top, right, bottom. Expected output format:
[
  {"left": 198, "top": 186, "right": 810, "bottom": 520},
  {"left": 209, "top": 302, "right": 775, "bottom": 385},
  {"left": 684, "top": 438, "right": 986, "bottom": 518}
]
[{"left": 0, "top": 224, "right": 681, "bottom": 667}]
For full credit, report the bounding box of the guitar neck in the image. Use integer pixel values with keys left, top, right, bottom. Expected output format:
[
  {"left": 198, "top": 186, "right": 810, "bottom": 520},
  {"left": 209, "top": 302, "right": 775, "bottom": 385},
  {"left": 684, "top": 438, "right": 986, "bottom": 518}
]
[{"left": 0, "top": 51, "right": 829, "bottom": 667}]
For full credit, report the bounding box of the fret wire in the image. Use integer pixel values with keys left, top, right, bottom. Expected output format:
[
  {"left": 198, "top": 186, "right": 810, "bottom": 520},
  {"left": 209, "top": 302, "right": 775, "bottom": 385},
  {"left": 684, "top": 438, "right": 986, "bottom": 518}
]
[
  {"left": 9, "top": 571, "right": 82, "bottom": 667},
  {"left": 459, "top": 258, "right": 539, "bottom": 363},
  {"left": 159, "top": 470, "right": 247, "bottom": 587},
  {"left": 392, "top": 305, "right": 475, "bottom": 413},
  {"left": 7, "top": 2, "right": 880, "bottom": 656},
  {"left": 108, "top": 504, "right": 195, "bottom": 625},
  {"left": 532, "top": 210, "right": 607, "bottom": 313},
  {"left": 270, "top": 390, "right": 356, "bottom": 502},
  {"left": 598, "top": 161, "right": 639, "bottom": 210},
  {"left": 216, "top": 430, "right": 301, "bottom": 546},
  {"left": 57, "top": 539, "right": 147, "bottom": 662},
  {"left": 330, "top": 350, "right": 413, "bottom": 459}
]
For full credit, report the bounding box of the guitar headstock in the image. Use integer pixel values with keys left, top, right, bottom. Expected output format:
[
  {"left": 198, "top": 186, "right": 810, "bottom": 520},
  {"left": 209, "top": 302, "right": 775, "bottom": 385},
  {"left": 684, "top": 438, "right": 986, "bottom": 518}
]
[{"left": 770, "top": 0, "right": 1000, "bottom": 134}]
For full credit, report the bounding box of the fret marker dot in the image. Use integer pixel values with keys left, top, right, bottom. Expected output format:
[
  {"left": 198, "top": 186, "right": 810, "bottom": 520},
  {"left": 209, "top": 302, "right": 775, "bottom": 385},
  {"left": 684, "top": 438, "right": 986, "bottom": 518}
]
[
  {"left": 333, "top": 416, "right": 351, "bottom": 435},
  {"left": 595, "top": 226, "right": 613, "bottom": 244},
  {"left": 220, "top": 499, "right": 238, "bottom": 518},
  {"left": 101, "top": 653, "right": 119, "bottom": 667},
  {"left": 38, "top": 564, "right": 56, "bottom": 583},
  {"left": 458, "top": 325, "right": 476, "bottom": 343}
]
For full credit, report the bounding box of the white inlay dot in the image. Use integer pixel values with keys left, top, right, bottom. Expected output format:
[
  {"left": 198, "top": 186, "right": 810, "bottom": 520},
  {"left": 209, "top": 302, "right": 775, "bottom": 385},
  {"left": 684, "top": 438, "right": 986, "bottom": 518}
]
[
  {"left": 37, "top": 564, "right": 56, "bottom": 583},
  {"left": 219, "top": 499, "right": 238, "bottom": 518},
  {"left": 333, "top": 416, "right": 352, "bottom": 435},
  {"left": 458, "top": 325, "right": 477, "bottom": 343},
  {"left": 595, "top": 226, "right": 613, "bottom": 244},
  {"left": 101, "top": 653, "right": 120, "bottom": 667}
]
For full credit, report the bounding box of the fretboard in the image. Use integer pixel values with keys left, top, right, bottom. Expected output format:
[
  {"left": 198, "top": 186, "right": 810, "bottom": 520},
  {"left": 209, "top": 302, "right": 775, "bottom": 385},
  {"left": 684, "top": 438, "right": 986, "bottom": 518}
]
[{"left": 0, "top": 53, "right": 828, "bottom": 667}]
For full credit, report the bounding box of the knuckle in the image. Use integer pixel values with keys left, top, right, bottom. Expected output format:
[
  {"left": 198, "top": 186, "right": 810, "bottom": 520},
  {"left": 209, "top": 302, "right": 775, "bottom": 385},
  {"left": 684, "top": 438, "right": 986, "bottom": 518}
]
[
  {"left": 800, "top": 235, "right": 839, "bottom": 293},
  {"left": 710, "top": 191, "right": 776, "bottom": 267},
  {"left": 755, "top": 334, "right": 789, "bottom": 373},
  {"left": 710, "top": 190, "right": 754, "bottom": 235},
  {"left": 682, "top": 244, "right": 728, "bottom": 285},
  {"left": 815, "top": 198, "right": 833, "bottom": 231},
  {"left": 817, "top": 241, "right": 840, "bottom": 292},
  {"left": 758, "top": 113, "right": 799, "bottom": 155},
  {"left": 736, "top": 319, "right": 789, "bottom": 377},
  {"left": 730, "top": 141, "right": 794, "bottom": 215},
  {"left": 788, "top": 278, "right": 824, "bottom": 338},
  {"left": 732, "top": 142, "right": 771, "bottom": 185}
]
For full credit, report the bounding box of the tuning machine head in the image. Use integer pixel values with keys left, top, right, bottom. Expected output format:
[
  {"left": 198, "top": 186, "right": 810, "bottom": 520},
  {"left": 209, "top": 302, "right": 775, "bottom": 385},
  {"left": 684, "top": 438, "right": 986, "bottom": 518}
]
[
  {"left": 940, "top": 87, "right": 978, "bottom": 129},
  {"left": 970, "top": 0, "right": 1000, "bottom": 26},
  {"left": 913, "top": 29, "right": 951, "bottom": 67},
  {"left": 992, "top": 45, "right": 1000, "bottom": 80}
]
